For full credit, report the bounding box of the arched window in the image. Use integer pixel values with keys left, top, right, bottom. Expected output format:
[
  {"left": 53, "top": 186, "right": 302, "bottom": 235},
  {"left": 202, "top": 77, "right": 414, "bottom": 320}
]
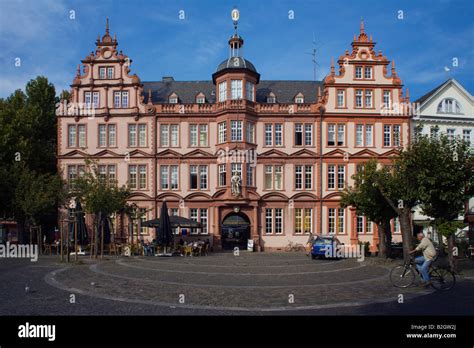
[{"left": 437, "top": 98, "right": 462, "bottom": 114}]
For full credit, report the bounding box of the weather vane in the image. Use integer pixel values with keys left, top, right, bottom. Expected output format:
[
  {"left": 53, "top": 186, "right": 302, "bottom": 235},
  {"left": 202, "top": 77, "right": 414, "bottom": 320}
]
[{"left": 231, "top": 7, "right": 239, "bottom": 31}]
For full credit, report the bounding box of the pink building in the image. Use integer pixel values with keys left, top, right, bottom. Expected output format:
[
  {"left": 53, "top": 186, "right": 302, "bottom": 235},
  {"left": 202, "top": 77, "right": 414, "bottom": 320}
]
[{"left": 57, "top": 19, "right": 408, "bottom": 251}]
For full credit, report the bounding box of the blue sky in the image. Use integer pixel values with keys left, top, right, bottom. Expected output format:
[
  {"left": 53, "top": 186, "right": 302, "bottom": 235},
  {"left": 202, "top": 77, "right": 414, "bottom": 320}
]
[{"left": 0, "top": 0, "right": 473, "bottom": 100}]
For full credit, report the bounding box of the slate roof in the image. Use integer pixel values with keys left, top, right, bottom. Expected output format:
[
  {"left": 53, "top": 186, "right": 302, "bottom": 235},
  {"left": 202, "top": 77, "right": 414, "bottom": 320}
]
[
  {"left": 216, "top": 57, "right": 257, "bottom": 73},
  {"left": 142, "top": 80, "right": 323, "bottom": 104}
]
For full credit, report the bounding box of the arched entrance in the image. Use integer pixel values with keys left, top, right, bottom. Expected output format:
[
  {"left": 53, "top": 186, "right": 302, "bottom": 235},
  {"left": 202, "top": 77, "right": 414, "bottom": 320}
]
[{"left": 221, "top": 212, "right": 250, "bottom": 250}]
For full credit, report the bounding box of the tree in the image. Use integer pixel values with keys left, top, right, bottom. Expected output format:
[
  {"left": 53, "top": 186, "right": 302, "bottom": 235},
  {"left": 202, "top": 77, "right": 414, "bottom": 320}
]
[
  {"left": 13, "top": 164, "right": 67, "bottom": 242},
  {"left": 73, "top": 159, "right": 130, "bottom": 257},
  {"left": 417, "top": 134, "right": 473, "bottom": 271},
  {"left": 341, "top": 160, "right": 397, "bottom": 257}
]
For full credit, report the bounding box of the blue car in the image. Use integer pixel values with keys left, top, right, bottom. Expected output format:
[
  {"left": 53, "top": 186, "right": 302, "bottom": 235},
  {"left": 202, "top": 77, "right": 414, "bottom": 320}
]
[{"left": 311, "top": 236, "right": 342, "bottom": 259}]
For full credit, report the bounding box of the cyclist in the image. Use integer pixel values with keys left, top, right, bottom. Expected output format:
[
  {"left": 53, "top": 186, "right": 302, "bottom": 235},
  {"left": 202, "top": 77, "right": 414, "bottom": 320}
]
[
  {"left": 306, "top": 232, "right": 315, "bottom": 256},
  {"left": 408, "top": 232, "right": 437, "bottom": 287}
]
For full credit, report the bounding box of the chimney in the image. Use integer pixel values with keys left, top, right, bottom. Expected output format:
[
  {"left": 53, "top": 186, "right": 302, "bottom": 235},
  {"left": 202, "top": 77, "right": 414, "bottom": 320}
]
[{"left": 162, "top": 76, "right": 174, "bottom": 82}]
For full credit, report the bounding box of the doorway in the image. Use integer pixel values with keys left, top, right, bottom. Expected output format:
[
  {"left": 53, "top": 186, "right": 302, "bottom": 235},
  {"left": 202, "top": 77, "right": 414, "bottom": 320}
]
[{"left": 221, "top": 213, "right": 250, "bottom": 250}]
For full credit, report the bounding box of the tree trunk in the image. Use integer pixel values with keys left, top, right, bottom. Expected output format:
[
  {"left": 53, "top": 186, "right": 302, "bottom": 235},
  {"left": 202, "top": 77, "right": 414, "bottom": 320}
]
[
  {"left": 447, "top": 233, "right": 457, "bottom": 272},
  {"left": 377, "top": 223, "right": 387, "bottom": 258},
  {"left": 436, "top": 228, "right": 444, "bottom": 255},
  {"left": 399, "top": 208, "right": 413, "bottom": 262},
  {"left": 384, "top": 219, "right": 392, "bottom": 258},
  {"left": 95, "top": 212, "right": 101, "bottom": 259}
]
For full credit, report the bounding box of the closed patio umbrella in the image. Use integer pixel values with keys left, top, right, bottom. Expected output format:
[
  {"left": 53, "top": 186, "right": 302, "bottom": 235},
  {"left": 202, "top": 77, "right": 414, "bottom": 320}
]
[
  {"left": 157, "top": 201, "right": 173, "bottom": 254},
  {"left": 75, "top": 200, "right": 88, "bottom": 246}
]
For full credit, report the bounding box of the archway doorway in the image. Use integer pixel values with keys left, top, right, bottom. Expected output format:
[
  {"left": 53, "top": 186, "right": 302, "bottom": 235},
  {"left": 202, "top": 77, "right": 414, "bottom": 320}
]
[{"left": 221, "top": 212, "right": 250, "bottom": 250}]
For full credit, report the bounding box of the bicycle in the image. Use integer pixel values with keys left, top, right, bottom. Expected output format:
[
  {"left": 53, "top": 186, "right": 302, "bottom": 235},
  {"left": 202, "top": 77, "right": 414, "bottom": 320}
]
[
  {"left": 389, "top": 255, "right": 456, "bottom": 291},
  {"left": 285, "top": 241, "right": 306, "bottom": 252}
]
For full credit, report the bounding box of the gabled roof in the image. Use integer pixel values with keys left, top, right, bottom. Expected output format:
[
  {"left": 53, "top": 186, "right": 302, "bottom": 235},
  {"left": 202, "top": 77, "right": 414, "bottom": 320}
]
[
  {"left": 142, "top": 80, "right": 322, "bottom": 104},
  {"left": 414, "top": 78, "right": 473, "bottom": 107}
]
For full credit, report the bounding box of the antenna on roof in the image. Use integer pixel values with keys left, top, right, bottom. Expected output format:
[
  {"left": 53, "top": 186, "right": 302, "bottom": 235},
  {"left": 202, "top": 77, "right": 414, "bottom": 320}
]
[{"left": 304, "top": 32, "right": 322, "bottom": 81}]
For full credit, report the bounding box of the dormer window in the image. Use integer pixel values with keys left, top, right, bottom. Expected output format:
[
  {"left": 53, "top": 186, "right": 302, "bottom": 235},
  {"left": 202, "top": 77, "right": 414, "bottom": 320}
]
[
  {"left": 267, "top": 93, "right": 276, "bottom": 104},
  {"left": 437, "top": 98, "right": 462, "bottom": 114},
  {"left": 295, "top": 93, "right": 304, "bottom": 104},
  {"left": 196, "top": 93, "right": 205, "bottom": 104},
  {"left": 169, "top": 93, "right": 178, "bottom": 104},
  {"left": 99, "top": 67, "right": 114, "bottom": 79}
]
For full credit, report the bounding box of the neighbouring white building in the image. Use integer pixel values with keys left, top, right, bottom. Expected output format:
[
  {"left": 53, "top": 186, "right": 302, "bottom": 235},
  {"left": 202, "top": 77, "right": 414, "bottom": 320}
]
[{"left": 411, "top": 78, "right": 474, "bottom": 242}]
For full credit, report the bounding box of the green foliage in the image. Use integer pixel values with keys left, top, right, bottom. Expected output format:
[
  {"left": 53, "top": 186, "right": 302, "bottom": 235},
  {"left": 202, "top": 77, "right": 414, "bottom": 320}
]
[
  {"left": 341, "top": 159, "right": 397, "bottom": 224},
  {"left": 73, "top": 159, "right": 130, "bottom": 217}
]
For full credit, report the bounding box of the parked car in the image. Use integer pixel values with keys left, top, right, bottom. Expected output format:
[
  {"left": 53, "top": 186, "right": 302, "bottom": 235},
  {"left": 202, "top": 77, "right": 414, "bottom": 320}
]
[{"left": 311, "top": 236, "right": 342, "bottom": 259}]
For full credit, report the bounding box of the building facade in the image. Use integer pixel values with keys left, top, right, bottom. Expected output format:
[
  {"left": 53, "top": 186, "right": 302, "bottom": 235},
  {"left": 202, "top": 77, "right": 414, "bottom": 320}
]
[
  {"left": 57, "top": 19, "right": 408, "bottom": 251},
  {"left": 411, "top": 78, "right": 474, "bottom": 240}
]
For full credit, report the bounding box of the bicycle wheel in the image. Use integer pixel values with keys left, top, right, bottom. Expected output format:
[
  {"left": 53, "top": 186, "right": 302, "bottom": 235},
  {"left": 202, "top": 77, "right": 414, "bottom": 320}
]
[
  {"left": 429, "top": 267, "right": 456, "bottom": 291},
  {"left": 390, "top": 265, "right": 416, "bottom": 288}
]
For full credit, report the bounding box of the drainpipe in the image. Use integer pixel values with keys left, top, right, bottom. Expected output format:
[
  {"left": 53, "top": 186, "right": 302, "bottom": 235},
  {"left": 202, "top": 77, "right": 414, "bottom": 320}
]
[{"left": 319, "top": 105, "right": 325, "bottom": 236}]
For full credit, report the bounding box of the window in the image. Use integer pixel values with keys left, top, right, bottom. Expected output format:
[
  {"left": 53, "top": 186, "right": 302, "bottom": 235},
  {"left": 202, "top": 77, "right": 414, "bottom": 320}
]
[
  {"left": 231, "top": 80, "right": 243, "bottom": 100},
  {"left": 364, "top": 66, "right": 372, "bottom": 79},
  {"left": 295, "top": 96, "right": 304, "bottom": 104},
  {"left": 393, "top": 217, "right": 400, "bottom": 234},
  {"left": 107, "top": 67, "right": 114, "bottom": 79},
  {"left": 67, "top": 165, "right": 85, "bottom": 189},
  {"left": 190, "top": 165, "right": 208, "bottom": 190},
  {"left": 337, "top": 208, "right": 345, "bottom": 234},
  {"left": 169, "top": 95, "right": 178, "bottom": 104},
  {"left": 383, "top": 125, "right": 401, "bottom": 147},
  {"left": 108, "top": 165, "right": 116, "bottom": 185},
  {"left": 128, "top": 166, "right": 137, "bottom": 189},
  {"left": 200, "top": 209, "right": 208, "bottom": 234},
  {"left": 199, "top": 124, "right": 208, "bottom": 146},
  {"left": 128, "top": 124, "right": 146, "bottom": 147},
  {"left": 463, "top": 129, "right": 472, "bottom": 146},
  {"left": 265, "top": 124, "right": 273, "bottom": 146},
  {"left": 114, "top": 91, "right": 128, "bottom": 108},
  {"left": 295, "top": 165, "right": 312, "bottom": 190},
  {"left": 92, "top": 92, "right": 100, "bottom": 108},
  {"left": 364, "top": 90, "right": 372, "bottom": 108},
  {"left": 246, "top": 163, "right": 254, "bottom": 186},
  {"left": 357, "top": 215, "right": 364, "bottom": 234},
  {"left": 160, "top": 165, "right": 179, "bottom": 190},
  {"left": 355, "top": 124, "right": 373, "bottom": 147},
  {"left": 383, "top": 90, "right": 391, "bottom": 108},
  {"left": 218, "top": 164, "right": 226, "bottom": 186},
  {"left": 366, "top": 219, "right": 373, "bottom": 234},
  {"left": 170, "top": 125, "right": 178, "bottom": 147},
  {"left": 383, "top": 125, "right": 391, "bottom": 147},
  {"left": 160, "top": 124, "right": 178, "bottom": 147},
  {"left": 196, "top": 95, "right": 205, "bottom": 104},
  {"left": 267, "top": 94, "right": 276, "bottom": 103},
  {"left": 327, "top": 123, "right": 345, "bottom": 146},
  {"left": 437, "top": 98, "right": 462, "bottom": 114},
  {"left": 337, "top": 165, "right": 345, "bottom": 189},
  {"left": 138, "top": 124, "right": 146, "bottom": 147},
  {"left": 218, "top": 81, "right": 227, "bottom": 102},
  {"left": 190, "top": 209, "right": 198, "bottom": 234},
  {"left": 170, "top": 208, "right": 179, "bottom": 217},
  {"left": 231, "top": 163, "right": 242, "bottom": 181},
  {"left": 295, "top": 208, "right": 312, "bottom": 234},
  {"left": 265, "top": 123, "right": 283, "bottom": 147},
  {"left": 265, "top": 208, "right": 284, "bottom": 234},
  {"left": 355, "top": 89, "right": 363, "bottom": 108},
  {"left": 98, "top": 124, "right": 116, "bottom": 147},
  {"left": 190, "top": 208, "right": 208, "bottom": 234},
  {"left": 138, "top": 165, "right": 146, "bottom": 189},
  {"left": 328, "top": 208, "right": 344, "bottom": 234},
  {"left": 138, "top": 208, "right": 147, "bottom": 235},
  {"left": 68, "top": 124, "right": 86, "bottom": 148},
  {"left": 85, "top": 92, "right": 91, "bottom": 108},
  {"left": 337, "top": 124, "right": 345, "bottom": 146},
  {"left": 218, "top": 122, "right": 227, "bottom": 143},
  {"left": 337, "top": 89, "right": 345, "bottom": 107},
  {"left": 328, "top": 165, "right": 335, "bottom": 190},
  {"left": 275, "top": 124, "right": 283, "bottom": 146},
  {"left": 264, "top": 165, "right": 283, "bottom": 190},
  {"left": 265, "top": 209, "right": 273, "bottom": 234},
  {"left": 231, "top": 121, "right": 243, "bottom": 141},
  {"left": 295, "top": 123, "right": 312, "bottom": 146},
  {"left": 447, "top": 129, "right": 455, "bottom": 141},
  {"left": 189, "top": 125, "right": 197, "bottom": 147},
  {"left": 355, "top": 66, "right": 362, "bottom": 79},
  {"left": 246, "top": 122, "right": 255, "bottom": 143},
  {"left": 305, "top": 124, "right": 313, "bottom": 146},
  {"left": 245, "top": 81, "right": 254, "bottom": 101},
  {"left": 99, "top": 67, "right": 106, "bottom": 79}
]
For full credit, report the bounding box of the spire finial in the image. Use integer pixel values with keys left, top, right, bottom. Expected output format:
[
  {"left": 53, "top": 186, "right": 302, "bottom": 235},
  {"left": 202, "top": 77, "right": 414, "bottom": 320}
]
[
  {"left": 360, "top": 17, "right": 364, "bottom": 33},
  {"left": 330, "top": 57, "right": 335, "bottom": 75},
  {"left": 76, "top": 64, "right": 81, "bottom": 77},
  {"left": 147, "top": 89, "right": 153, "bottom": 105},
  {"left": 105, "top": 18, "right": 109, "bottom": 35},
  {"left": 231, "top": 7, "right": 240, "bottom": 32},
  {"left": 406, "top": 87, "right": 410, "bottom": 99}
]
